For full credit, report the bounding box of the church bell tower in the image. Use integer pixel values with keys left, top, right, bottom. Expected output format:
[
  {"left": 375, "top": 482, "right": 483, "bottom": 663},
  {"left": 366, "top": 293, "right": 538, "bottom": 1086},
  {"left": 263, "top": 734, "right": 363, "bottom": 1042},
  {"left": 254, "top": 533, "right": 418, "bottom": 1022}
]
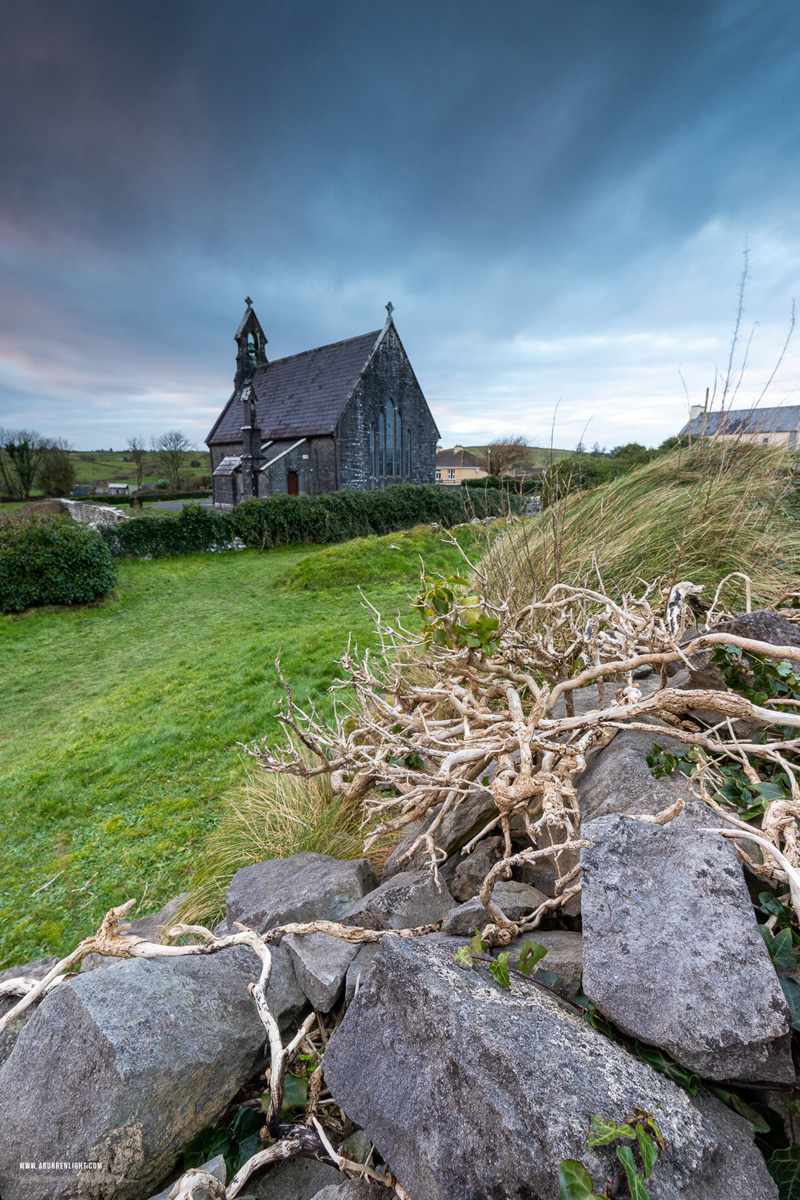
[{"left": 234, "top": 297, "right": 268, "bottom": 390}]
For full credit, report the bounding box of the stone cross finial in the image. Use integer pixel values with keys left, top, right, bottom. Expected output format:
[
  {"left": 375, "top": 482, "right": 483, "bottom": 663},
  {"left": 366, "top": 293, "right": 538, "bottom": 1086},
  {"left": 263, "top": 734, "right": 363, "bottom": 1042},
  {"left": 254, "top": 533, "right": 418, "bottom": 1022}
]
[
  {"left": 385, "top": 301, "right": 394, "bottom": 318},
  {"left": 245, "top": 296, "right": 253, "bottom": 308}
]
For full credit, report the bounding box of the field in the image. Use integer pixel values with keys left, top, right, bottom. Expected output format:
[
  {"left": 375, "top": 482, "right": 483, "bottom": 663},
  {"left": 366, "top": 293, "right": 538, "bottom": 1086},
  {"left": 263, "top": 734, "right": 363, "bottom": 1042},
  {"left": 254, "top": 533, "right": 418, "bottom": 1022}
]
[
  {"left": 0, "top": 526, "right": 482, "bottom": 968},
  {"left": 464, "top": 444, "right": 573, "bottom": 467}
]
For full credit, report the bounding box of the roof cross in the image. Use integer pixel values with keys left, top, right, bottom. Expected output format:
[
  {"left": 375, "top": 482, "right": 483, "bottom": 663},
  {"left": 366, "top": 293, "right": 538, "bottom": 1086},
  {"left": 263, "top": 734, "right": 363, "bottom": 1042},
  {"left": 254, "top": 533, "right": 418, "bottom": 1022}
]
[
  {"left": 385, "top": 300, "right": 394, "bottom": 319},
  {"left": 245, "top": 296, "right": 253, "bottom": 308}
]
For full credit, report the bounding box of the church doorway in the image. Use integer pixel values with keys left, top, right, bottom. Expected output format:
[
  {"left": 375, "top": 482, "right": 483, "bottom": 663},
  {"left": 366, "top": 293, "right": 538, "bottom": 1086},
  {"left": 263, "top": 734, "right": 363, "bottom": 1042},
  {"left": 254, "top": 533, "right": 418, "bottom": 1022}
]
[{"left": 287, "top": 471, "right": 299, "bottom": 495}]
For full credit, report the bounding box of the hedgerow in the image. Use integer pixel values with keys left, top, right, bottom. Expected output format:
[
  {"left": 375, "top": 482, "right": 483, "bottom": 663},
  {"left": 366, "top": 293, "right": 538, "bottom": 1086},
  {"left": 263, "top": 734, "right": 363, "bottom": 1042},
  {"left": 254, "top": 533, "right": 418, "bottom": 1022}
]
[
  {"left": 98, "top": 485, "right": 511, "bottom": 558},
  {"left": 99, "top": 503, "right": 234, "bottom": 559},
  {"left": 0, "top": 517, "right": 117, "bottom": 614}
]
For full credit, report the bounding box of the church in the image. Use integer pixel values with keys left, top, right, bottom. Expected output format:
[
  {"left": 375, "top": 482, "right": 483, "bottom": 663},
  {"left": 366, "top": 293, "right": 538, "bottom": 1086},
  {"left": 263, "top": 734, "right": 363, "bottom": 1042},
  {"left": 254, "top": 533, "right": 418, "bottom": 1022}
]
[{"left": 206, "top": 300, "right": 439, "bottom": 506}]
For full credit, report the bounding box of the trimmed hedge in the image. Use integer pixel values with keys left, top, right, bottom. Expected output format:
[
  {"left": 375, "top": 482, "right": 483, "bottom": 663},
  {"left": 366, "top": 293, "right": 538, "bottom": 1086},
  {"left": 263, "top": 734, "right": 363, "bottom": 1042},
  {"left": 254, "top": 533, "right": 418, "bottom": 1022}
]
[
  {"left": 98, "top": 485, "right": 512, "bottom": 559},
  {"left": 0, "top": 517, "right": 117, "bottom": 614},
  {"left": 99, "top": 503, "right": 234, "bottom": 559}
]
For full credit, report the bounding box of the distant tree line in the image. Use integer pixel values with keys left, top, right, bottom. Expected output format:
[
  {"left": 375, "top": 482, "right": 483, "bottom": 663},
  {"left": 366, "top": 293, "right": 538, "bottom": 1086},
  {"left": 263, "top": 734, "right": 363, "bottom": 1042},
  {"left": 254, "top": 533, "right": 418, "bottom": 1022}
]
[
  {"left": 0, "top": 429, "right": 203, "bottom": 500},
  {"left": 0, "top": 430, "right": 75, "bottom": 499}
]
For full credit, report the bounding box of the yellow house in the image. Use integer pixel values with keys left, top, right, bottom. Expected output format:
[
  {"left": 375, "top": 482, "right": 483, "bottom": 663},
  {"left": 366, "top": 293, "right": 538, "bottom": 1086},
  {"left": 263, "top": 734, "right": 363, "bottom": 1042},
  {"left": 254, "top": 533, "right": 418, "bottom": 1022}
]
[{"left": 435, "top": 446, "right": 488, "bottom": 486}]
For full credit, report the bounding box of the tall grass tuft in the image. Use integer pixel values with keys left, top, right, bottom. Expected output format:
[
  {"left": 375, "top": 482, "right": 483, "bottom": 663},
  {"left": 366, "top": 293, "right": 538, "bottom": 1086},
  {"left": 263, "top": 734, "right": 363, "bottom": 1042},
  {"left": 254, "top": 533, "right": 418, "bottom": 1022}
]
[
  {"left": 482, "top": 441, "right": 800, "bottom": 611},
  {"left": 179, "top": 759, "right": 394, "bottom": 929}
]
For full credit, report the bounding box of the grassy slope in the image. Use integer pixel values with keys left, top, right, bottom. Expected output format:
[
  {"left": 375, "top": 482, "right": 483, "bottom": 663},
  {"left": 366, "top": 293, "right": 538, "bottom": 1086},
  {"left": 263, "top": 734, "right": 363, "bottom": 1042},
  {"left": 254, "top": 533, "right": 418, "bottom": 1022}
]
[
  {"left": 0, "top": 530, "right": 474, "bottom": 967},
  {"left": 464, "top": 444, "right": 573, "bottom": 467}
]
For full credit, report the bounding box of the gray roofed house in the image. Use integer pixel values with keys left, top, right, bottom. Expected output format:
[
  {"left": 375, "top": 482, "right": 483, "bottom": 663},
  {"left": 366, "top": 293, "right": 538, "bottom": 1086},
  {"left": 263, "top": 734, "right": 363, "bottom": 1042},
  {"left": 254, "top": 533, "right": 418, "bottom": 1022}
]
[
  {"left": 206, "top": 301, "right": 439, "bottom": 506},
  {"left": 680, "top": 404, "right": 800, "bottom": 447}
]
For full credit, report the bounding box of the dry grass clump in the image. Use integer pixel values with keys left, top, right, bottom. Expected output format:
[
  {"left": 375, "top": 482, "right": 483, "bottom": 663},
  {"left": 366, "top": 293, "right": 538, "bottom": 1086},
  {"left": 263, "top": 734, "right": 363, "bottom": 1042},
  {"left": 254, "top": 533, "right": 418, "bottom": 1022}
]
[
  {"left": 180, "top": 758, "right": 396, "bottom": 928},
  {"left": 483, "top": 440, "right": 800, "bottom": 611}
]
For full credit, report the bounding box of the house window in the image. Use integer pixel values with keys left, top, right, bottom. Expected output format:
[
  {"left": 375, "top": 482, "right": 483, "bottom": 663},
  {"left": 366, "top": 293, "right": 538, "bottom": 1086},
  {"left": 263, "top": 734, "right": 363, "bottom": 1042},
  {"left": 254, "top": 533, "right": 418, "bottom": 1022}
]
[
  {"left": 447, "top": 468, "right": 455, "bottom": 480},
  {"left": 790, "top": 430, "right": 798, "bottom": 445},
  {"left": 436, "top": 469, "right": 442, "bottom": 480},
  {"left": 762, "top": 437, "right": 770, "bottom": 445}
]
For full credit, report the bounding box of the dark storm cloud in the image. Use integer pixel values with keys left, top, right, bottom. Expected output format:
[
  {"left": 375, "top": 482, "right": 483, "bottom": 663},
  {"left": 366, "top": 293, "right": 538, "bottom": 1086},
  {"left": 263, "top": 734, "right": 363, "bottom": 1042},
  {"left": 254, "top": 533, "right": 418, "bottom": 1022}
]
[{"left": 1, "top": 0, "right": 800, "bottom": 447}]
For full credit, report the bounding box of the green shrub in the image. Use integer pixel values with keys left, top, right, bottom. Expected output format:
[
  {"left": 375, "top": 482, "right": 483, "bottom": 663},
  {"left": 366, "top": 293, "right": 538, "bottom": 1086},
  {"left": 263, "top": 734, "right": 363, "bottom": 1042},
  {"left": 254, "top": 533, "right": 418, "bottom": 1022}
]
[
  {"left": 0, "top": 517, "right": 117, "bottom": 614},
  {"left": 227, "top": 484, "right": 510, "bottom": 550},
  {"left": 99, "top": 484, "right": 513, "bottom": 559},
  {"left": 100, "top": 503, "right": 234, "bottom": 558}
]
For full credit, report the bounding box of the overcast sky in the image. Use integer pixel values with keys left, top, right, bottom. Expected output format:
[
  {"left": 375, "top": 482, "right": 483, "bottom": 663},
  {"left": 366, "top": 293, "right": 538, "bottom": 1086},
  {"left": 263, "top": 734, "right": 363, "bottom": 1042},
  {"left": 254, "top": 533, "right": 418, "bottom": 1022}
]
[{"left": 1, "top": 0, "right": 799, "bottom": 452}]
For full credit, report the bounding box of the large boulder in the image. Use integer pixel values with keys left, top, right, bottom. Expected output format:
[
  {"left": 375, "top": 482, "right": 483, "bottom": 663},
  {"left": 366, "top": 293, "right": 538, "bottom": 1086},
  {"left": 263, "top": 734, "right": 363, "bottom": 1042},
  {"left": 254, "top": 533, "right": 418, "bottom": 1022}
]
[
  {"left": 577, "top": 728, "right": 695, "bottom": 825},
  {"left": 341, "top": 870, "right": 455, "bottom": 931},
  {"left": 0, "top": 956, "right": 61, "bottom": 1068},
  {"left": 224, "top": 853, "right": 377, "bottom": 934},
  {"left": 323, "top": 937, "right": 776, "bottom": 1199},
  {"left": 581, "top": 805, "right": 794, "bottom": 1083},
  {"left": 688, "top": 610, "right": 800, "bottom": 690},
  {"left": 0, "top": 948, "right": 270, "bottom": 1200}
]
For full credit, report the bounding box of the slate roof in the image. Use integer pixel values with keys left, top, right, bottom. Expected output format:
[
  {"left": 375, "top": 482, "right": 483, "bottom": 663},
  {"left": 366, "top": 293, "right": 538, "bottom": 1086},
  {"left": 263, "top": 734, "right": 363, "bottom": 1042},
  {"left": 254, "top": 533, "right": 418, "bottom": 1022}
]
[
  {"left": 212, "top": 455, "right": 241, "bottom": 476},
  {"left": 680, "top": 406, "right": 800, "bottom": 437},
  {"left": 436, "top": 447, "right": 484, "bottom": 469},
  {"left": 208, "top": 329, "right": 382, "bottom": 446}
]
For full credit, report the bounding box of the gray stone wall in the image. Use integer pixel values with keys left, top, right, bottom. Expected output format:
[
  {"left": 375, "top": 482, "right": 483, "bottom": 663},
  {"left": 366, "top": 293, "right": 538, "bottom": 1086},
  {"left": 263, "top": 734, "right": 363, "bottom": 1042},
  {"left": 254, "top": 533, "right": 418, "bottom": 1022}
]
[{"left": 336, "top": 326, "right": 438, "bottom": 490}]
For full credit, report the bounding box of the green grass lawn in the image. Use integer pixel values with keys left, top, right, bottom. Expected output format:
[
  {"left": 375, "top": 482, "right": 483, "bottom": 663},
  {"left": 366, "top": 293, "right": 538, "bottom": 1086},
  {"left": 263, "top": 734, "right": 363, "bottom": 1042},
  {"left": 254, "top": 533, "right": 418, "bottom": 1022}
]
[{"left": 0, "top": 528, "right": 479, "bottom": 968}]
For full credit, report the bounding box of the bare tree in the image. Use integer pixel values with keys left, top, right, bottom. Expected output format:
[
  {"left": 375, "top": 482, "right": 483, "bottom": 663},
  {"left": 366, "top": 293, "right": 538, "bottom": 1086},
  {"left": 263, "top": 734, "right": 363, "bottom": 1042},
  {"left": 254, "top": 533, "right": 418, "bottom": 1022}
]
[
  {"left": 126, "top": 436, "right": 147, "bottom": 490},
  {"left": 0, "top": 428, "right": 46, "bottom": 499},
  {"left": 37, "top": 438, "right": 75, "bottom": 497},
  {"left": 482, "top": 435, "right": 529, "bottom": 477},
  {"left": 151, "top": 430, "right": 193, "bottom": 490}
]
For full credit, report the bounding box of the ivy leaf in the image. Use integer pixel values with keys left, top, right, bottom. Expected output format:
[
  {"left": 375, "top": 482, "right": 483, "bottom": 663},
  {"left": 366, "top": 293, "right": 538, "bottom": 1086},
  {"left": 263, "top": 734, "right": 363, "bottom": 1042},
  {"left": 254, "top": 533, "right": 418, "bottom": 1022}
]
[
  {"left": 517, "top": 941, "right": 548, "bottom": 976},
  {"left": 636, "top": 1127, "right": 658, "bottom": 1178},
  {"left": 586, "top": 1114, "right": 635, "bottom": 1146},
  {"left": 762, "top": 926, "right": 800, "bottom": 971},
  {"left": 780, "top": 976, "right": 800, "bottom": 1032},
  {"left": 635, "top": 1042, "right": 699, "bottom": 1094},
  {"left": 768, "top": 1144, "right": 800, "bottom": 1199},
  {"left": 756, "top": 781, "right": 790, "bottom": 803},
  {"left": 230, "top": 1106, "right": 262, "bottom": 1141},
  {"left": 535, "top": 968, "right": 566, "bottom": 991},
  {"left": 488, "top": 952, "right": 511, "bottom": 989},
  {"left": 470, "top": 928, "right": 488, "bottom": 958},
  {"left": 616, "top": 1146, "right": 651, "bottom": 1199},
  {"left": 556, "top": 1159, "right": 606, "bottom": 1200},
  {"left": 452, "top": 945, "right": 473, "bottom": 970}
]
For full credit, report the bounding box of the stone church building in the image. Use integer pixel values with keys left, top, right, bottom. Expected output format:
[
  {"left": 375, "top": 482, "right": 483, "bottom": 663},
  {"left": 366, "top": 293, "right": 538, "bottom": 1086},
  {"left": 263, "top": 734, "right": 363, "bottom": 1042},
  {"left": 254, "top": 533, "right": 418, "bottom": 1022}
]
[{"left": 206, "top": 301, "right": 439, "bottom": 506}]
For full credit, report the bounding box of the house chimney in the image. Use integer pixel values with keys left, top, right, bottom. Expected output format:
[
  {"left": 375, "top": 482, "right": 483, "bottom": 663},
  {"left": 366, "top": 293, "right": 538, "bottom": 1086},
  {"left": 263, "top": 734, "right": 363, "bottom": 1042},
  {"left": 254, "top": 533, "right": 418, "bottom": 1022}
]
[
  {"left": 690, "top": 404, "right": 703, "bottom": 421},
  {"left": 453, "top": 444, "right": 463, "bottom": 452}
]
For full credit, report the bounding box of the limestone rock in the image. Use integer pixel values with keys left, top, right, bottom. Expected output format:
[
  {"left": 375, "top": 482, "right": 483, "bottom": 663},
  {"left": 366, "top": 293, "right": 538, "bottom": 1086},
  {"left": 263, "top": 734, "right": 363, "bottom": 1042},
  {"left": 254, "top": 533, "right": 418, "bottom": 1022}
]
[
  {"left": 312, "top": 1182, "right": 390, "bottom": 1199},
  {"left": 344, "top": 943, "right": 381, "bottom": 1005},
  {"left": 341, "top": 870, "right": 455, "bottom": 931},
  {"left": 323, "top": 937, "right": 776, "bottom": 1200},
  {"left": 224, "top": 853, "right": 377, "bottom": 934},
  {"left": 0, "top": 956, "right": 61, "bottom": 1068},
  {"left": 284, "top": 931, "right": 359, "bottom": 1012},
  {"left": 450, "top": 836, "right": 503, "bottom": 901},
  {"left": 146, "top": 1154, "right": 226, "bottom": 1200},
  {"left": 688, "top": 609, "right": 800, "bottom": 690},
  {"left": 442, "top": 879, "right": 548, "bottom": 935},
  {"left": 381, "top": 788, "right": 497, "bottom": 879},
  {"left": 0, "top": 949, "right": 269, "bottom": 1199},
  {"left": 577, "top": 727, "right": 694, "bottom": 825},
  {"left": 244, "top": 1157, "right": 342, "bottom": 1198},
  {"left": 502, "top": 929, "right": 583, "bottom": 997},
  {"left": 581, "top": 805, "right": 794, "bottom": 1083},
  {"left": 82, "top": 894, "right": 190, "bottom": 972}
]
